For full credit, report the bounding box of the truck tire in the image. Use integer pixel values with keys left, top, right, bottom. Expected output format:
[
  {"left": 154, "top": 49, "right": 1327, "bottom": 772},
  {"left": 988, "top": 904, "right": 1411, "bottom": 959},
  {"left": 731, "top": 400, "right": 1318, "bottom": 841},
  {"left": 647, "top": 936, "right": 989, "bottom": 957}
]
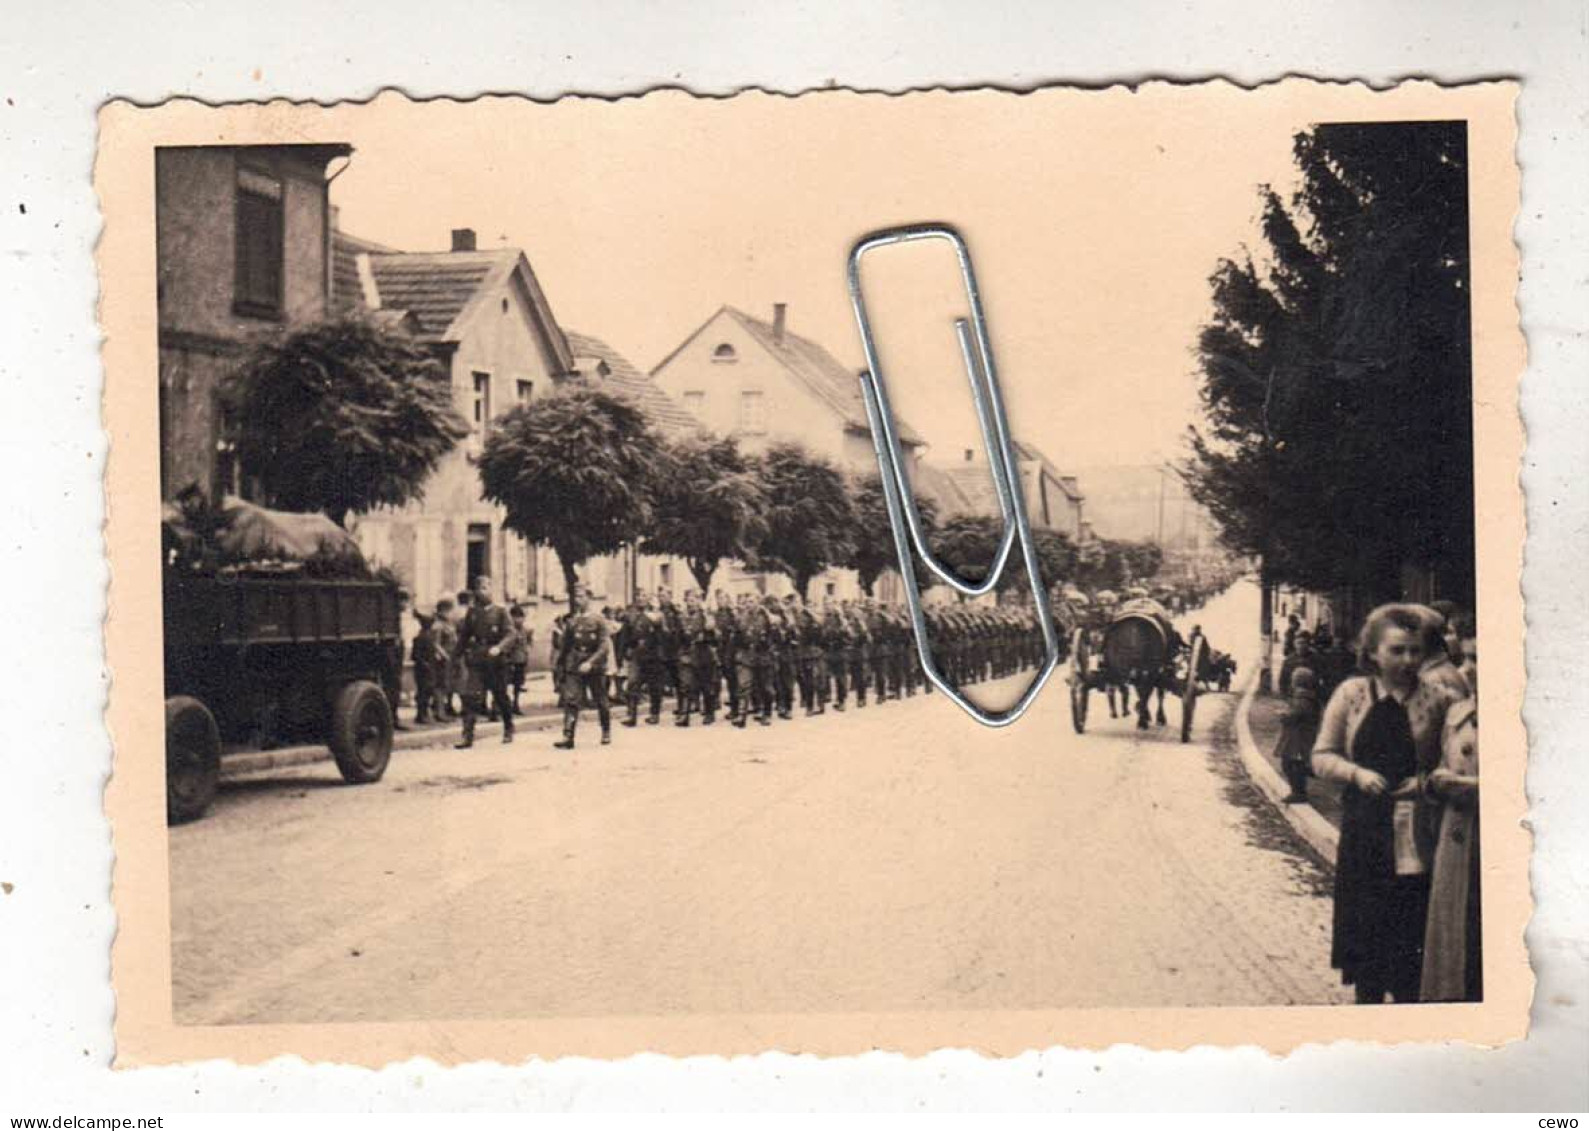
[
  {"left": 166, "top": 695, "right": 220, "bottom": 825},
  {"left": 330, "top": 680, "right": 392, "bottom": 784}
]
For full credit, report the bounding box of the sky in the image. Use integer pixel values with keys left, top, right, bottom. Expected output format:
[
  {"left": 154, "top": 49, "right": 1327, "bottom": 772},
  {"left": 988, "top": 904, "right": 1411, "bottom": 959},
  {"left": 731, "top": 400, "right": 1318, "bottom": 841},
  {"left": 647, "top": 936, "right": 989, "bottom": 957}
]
[{"left": 322, "top": 88, "right": 1304, "bottom": 471}]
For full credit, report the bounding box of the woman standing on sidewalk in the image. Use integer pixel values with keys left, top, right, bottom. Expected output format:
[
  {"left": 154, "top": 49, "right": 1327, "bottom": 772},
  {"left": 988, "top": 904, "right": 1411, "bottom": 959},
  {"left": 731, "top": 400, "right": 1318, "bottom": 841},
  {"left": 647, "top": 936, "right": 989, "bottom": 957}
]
[
  {"left": 1311, "top": 603, "right": 1467, "bottom": 1004},
  {"left": 1422, "top": 614, "right": 1481, "bottom": 1001}
]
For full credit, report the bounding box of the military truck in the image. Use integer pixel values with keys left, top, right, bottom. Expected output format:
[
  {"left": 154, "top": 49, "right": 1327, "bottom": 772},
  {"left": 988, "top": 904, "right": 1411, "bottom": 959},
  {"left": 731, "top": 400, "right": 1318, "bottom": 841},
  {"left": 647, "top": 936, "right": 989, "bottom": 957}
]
[{"left": 162, "top": 498, "right": 401, "bottom": 824}]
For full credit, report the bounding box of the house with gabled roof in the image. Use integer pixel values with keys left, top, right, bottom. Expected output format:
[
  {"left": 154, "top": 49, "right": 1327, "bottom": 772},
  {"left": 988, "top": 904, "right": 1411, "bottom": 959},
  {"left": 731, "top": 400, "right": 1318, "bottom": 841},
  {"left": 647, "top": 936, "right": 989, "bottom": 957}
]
[
  {"left": 650, "top": 302, "right": 930, "bottom": 602},
  {"left": 333, "top": 227, "right": 697, "bottom": 663},
  {"left": 650, "top": 303, "right": 926, "bottom": 474}
]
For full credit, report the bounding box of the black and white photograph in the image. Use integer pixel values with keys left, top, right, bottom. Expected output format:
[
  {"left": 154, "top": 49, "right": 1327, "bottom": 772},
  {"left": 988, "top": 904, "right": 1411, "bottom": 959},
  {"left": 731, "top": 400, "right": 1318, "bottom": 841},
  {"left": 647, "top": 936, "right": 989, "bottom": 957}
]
[{"left": 95, "top": 82, "right": 1528, "bottom": 1064}]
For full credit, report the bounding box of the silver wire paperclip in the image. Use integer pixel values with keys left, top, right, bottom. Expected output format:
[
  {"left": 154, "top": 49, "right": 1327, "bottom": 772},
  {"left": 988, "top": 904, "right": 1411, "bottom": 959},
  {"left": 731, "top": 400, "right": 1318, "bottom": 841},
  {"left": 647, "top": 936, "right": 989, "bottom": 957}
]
[{"left": 847, "top": 223, "right": 1062, "bottom": 728}]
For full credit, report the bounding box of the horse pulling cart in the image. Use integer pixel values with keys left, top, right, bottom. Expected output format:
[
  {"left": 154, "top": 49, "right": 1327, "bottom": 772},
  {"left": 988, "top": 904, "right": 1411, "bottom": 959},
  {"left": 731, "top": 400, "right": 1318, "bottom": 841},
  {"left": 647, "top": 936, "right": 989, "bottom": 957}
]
[{"left": 1066, "top": 598, "right": 1209, "bottom": 743}]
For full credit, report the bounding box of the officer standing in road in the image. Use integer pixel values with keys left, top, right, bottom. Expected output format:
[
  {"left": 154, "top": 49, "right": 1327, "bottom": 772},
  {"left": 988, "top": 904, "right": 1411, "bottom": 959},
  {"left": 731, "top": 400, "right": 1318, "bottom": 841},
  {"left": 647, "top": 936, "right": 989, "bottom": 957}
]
[
  {"left": 455, "top": 574, "right": 515, "bottom": 749},
  {"left": 553, "top": 584, "right": 612, "bottom": 749}
]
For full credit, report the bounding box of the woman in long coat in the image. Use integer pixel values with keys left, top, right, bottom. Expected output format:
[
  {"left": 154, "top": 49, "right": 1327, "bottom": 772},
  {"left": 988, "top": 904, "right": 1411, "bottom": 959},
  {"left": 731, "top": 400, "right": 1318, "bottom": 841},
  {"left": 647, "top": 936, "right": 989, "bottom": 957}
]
[
  {"left": 1422, "top": 619, "right": 1481, "bottom": 1001},
  {"left": 1311, "top": 603, "right": 1468, "bottom": 1003}
]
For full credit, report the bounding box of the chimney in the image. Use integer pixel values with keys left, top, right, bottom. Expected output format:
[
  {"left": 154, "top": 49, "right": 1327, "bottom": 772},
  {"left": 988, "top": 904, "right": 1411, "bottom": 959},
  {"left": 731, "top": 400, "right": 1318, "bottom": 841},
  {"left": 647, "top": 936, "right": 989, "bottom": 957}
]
[
  {"left": 772, "top": 302, "right": 787, "bottom": 343},
  {"left": 451, "top": 228, "right": 477, "bottom": 252}
]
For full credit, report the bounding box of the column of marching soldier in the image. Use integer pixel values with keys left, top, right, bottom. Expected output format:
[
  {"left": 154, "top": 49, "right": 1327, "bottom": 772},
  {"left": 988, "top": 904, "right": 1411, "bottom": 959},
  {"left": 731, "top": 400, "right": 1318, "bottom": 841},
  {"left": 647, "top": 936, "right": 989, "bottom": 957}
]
[{"left": 543, "top": 585, "right": 1055, "bottom": 749}]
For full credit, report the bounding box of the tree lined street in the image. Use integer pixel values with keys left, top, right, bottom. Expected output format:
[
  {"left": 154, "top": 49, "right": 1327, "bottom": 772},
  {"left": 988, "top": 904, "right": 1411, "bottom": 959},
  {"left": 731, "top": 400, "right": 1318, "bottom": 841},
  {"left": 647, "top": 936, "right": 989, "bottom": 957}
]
[{"left": 171, "top": 579, "right": 1349, "bottom": 1025}]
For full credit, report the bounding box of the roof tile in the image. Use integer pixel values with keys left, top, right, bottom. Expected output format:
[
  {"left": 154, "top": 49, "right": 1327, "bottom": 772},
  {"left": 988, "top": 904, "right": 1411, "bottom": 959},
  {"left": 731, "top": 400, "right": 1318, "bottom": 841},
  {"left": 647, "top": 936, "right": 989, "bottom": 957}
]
[{"left": 565, "top": 329, "right": 701, "bottom": 437}]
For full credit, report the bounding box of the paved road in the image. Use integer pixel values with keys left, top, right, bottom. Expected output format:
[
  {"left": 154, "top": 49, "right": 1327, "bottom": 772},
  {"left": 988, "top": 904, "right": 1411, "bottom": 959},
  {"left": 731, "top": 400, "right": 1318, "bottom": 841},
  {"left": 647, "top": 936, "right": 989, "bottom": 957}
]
[{"left": 170, "top": 581, "right": 1349, "bottom": 1024}]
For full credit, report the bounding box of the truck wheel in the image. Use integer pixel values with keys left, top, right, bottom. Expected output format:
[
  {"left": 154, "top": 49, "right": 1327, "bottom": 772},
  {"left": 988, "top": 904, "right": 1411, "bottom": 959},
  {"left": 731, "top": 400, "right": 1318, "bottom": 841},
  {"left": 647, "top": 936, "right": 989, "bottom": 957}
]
[
  {"left": 166, "top": 696, "right": 220, "bottom": 825},
  {"left": 330, "top": 680, "right": 392, "bottom": 784}
]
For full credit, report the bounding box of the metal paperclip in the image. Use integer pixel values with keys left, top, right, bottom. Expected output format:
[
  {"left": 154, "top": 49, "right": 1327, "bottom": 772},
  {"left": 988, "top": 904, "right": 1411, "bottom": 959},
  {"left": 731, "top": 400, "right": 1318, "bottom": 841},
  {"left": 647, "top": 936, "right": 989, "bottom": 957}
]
[{"left": 847, "top": 223, "right": 1062, "bottom": 727}]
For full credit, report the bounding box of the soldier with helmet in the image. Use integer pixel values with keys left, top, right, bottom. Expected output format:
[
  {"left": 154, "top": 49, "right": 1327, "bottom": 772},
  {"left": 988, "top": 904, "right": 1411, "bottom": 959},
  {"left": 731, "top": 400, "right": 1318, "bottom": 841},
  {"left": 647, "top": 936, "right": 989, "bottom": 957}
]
[
  {"left": 677, "top": 589, "right": 720, "bottom": 726},
  {"left": 620, "top": 591, "right": 667, "bottom": 727},
  {"left": 732, "top": 594, "right": 774, "bottom": 727},
  {"left": 822, "top": 597, "right": 851, "bottom": 710},
  {"left": 454, "top": 574, "right": 515, "bottom": 749},
  {"left": 789, "top": 593, "right": 826, "bottom": 716},
  {"left": 553, "top": 583, "right": 612, "bottom": 749},
  {"left": 656, "top": 587, "right": 685, "bottom": 720}
]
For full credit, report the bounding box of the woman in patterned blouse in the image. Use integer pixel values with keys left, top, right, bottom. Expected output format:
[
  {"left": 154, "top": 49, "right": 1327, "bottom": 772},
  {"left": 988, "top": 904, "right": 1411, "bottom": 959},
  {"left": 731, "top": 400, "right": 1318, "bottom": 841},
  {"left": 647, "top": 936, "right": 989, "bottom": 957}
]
[{"left": 1311, "top": 603, "right": 1469, "bottom": 1003}]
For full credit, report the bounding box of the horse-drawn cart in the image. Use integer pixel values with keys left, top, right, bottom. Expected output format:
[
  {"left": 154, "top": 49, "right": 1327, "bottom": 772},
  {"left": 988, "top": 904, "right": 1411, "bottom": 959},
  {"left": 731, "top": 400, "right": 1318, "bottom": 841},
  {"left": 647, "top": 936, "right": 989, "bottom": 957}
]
[{"left": 1066, "top": 598, "right": 1209, "bottom": 743}]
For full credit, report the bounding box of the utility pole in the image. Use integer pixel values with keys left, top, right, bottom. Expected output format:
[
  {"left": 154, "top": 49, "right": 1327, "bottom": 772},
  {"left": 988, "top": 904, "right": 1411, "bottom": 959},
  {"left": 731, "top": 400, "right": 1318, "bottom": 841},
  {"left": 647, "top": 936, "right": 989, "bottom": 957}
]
[{"left": 1156, "top": 464, "right": 1167, "bottom": 547}]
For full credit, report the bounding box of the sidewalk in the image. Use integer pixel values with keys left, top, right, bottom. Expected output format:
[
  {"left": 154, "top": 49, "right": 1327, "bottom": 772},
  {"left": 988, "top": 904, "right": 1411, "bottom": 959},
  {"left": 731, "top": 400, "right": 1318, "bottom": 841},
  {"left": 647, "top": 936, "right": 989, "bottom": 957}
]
[
  {"left": 1245, "top": 691, "right": 1346, "bottom": 829},
  {"left": 1232, "top": 672, "right": 1341, "bottom": 867},
  {"left": 220, "top": 678, "right": 565, "bottom": 779}
]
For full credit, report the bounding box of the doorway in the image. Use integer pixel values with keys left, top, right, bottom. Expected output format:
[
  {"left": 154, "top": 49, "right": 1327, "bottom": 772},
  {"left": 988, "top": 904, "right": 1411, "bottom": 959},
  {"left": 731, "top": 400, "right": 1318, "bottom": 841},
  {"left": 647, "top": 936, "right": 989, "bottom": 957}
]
[{"left": 466, "top": 524, "right": 490, "bottom": 586}]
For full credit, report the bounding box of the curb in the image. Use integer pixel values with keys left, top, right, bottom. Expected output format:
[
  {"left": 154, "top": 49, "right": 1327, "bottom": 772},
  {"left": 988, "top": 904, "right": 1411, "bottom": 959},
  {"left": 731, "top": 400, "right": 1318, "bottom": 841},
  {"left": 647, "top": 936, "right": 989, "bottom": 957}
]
[
  {"left": 1233, "top": 669, "right": 1341, "bottom": 867},
  {"left": 220, "top": 709, "right": 563, "bottom": 779}
]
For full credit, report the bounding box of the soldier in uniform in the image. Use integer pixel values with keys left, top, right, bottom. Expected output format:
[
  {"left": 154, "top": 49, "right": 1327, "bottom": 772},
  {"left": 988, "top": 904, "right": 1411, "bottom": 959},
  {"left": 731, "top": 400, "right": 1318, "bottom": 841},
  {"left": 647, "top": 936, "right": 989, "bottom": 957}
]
[
  {"left": 867, "top": 600, "right": 890, "bottom": 701},
  {"left": 656, "top": 587, "right": 685, "bottom": 721},
  {"left": 732, "top": 593, "right": 773, "bottom": 728},
  {"left": 621, "top": 592, "right": 667, "bottom": 726},
  {"left": 823, "top": 597, "right": 851, "bottom": 710},
  {"left": 714, "top": 590, "right": 741, "bottom": 721},
  {"left": 886, "top": 604, "right": 910, "bottom": 698},
  {"left": 677, "top": 589, "right": 720, "bottom": 726},
  {"left": 455, "top": 575, "right": 515, "bottom": 748},
  {"left": 785, "top": 593, "right": 822, "bottom": 716},
  {"left": 766, "top": 597, "right": 795, "bottom": 720},
  {"left": 552, "top": 584, "right": 612, "bottom": 749},
  {"left": 843, "top": 600, "right": 871, "bottom": 708}
]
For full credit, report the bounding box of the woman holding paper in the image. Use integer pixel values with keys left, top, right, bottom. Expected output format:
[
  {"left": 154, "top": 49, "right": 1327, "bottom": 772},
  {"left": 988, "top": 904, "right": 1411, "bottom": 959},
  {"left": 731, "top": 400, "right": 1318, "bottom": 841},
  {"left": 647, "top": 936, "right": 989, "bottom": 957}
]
[{"left": 1311, "top": 604, "right": 1468, "bottom": 1004}]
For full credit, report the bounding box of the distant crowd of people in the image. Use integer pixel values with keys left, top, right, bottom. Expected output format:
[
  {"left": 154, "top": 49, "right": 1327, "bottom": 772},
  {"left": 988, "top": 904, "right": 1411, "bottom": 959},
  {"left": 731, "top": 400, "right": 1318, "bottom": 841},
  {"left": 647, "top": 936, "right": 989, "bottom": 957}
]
[{"left": 1270, "top": 600, "right": 1481, "bottom": 1004}]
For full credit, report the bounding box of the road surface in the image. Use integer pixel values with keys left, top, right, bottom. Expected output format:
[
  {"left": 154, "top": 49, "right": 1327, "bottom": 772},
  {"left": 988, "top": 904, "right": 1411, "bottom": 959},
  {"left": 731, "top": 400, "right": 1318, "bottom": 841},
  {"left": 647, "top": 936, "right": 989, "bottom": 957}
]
[{"left": 170, "top": 580, "right": 1349, "bottom": 1024}]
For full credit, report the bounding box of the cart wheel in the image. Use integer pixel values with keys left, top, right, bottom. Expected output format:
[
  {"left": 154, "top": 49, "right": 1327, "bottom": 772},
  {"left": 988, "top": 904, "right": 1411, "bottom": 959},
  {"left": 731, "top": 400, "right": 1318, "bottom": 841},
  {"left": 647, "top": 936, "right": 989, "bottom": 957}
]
[
  {"left": 330, "top": 680, "right": 393, "bottom": 784},
  {"left": 1180, "top": 635, "right": 1206, "bottom": 744},
  {"left": 1068, "top": 628, "right": 1090, "bottom": 735},
  {"left": 166, "top": 695, "right": 220, "bottom": 825}
]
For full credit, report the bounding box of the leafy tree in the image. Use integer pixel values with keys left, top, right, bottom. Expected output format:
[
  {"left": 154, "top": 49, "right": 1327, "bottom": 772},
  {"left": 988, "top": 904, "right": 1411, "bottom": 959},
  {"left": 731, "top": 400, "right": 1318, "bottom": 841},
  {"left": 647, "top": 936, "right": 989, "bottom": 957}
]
[
  {"left": 1118, "top": 539, "right": 1163, "bottom": 584},
  {"left": 223, "top": 316, "right": 469, "bottom": 525},
  {"left": 1033, "top": 528, "right": 1081, "bottom": 588},
  {"left": 1184, "top": 121, "right": 1473, "bottom": 604},
  {"left": 641, "top": 433, "right": 767, "bottom": 593},
  {"left": 847, "top": 473, "right": 940, "bottom": 597},
  {"left": 925, "top": 513, "right": 1077, "bottom": 594},
  {"left": 743, "top": 442, "right": 857, "bottom": 599},
  {"left": 1073, "top": 537, "right": 1161, "bottom": 593},
  {"left": 477, "top": 387, "right": 667, "bottom": 612}
]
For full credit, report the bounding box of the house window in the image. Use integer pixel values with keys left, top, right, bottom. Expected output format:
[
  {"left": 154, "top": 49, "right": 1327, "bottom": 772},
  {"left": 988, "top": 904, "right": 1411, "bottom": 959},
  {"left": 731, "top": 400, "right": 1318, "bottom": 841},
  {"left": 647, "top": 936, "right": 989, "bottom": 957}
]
[
  {"left": 658, "top": 562, "right": 673, "bottom": 593},
  {"left": 233, "top": 165, "right": 284, "bottom": 318},
  {"left": 682, "top": 390, "right": 706, "bottom": 414},
  {"left": 516, "top": 379, "right": 534, "bottom": 407},
  {"left": 712, "top": 343, "right": 737, "bottom": 363},
  {"left": 738, "top": 390, "right": 766, "bottom": 434},
  {"left": 472, "top": 372, "right": 492, "bottom": 439}
]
